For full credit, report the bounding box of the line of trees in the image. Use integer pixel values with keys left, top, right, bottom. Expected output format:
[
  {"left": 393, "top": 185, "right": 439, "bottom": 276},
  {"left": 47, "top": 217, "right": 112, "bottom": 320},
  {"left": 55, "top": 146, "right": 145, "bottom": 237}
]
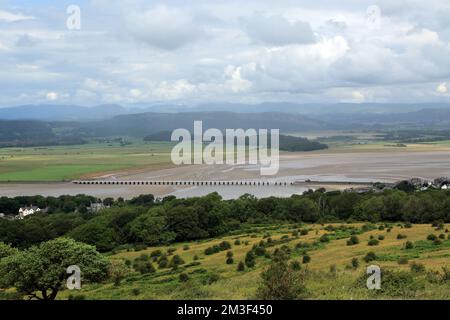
[{"left": 1, "top": 189, "right": 450, "bottom": 252}]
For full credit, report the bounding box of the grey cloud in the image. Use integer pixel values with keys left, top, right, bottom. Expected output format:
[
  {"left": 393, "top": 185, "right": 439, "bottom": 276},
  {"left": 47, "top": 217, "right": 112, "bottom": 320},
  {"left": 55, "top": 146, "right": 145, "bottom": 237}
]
[
  {"left": 243, "top": 13, "right": 316, "bottom": 46},
  {"left": 125, "top": 6, "right": 207, "bottom": 50}
]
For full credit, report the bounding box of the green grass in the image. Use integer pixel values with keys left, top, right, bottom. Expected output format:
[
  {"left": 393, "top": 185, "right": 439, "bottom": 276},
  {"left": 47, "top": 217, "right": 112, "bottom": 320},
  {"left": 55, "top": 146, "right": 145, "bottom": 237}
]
[
  {"left": 0, "top": 140, "right": 174, "bottom": 182},
  {"left": 55, "top": 223, "right": 450, "bottom": 300}
]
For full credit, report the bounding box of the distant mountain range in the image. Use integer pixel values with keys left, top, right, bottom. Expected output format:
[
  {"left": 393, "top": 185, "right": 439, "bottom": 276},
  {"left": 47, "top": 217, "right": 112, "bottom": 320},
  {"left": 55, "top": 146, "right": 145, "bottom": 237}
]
[{"left": 2, "top": 102, "right": 450, "bottom": 121}]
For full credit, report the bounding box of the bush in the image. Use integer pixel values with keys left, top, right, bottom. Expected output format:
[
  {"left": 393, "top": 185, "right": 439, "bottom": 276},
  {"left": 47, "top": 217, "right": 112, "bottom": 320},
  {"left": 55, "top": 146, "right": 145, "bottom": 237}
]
[
  {"left": 363, "top": 252, "right": 377, "bottom": 263},
  {"left": 132, "top": 288, "right": 141, "bottom": 296},
  {"left": 378, "top": 225, "right": 385, "bottom": 231},
  {"left": 433, "top": 239, "right": 442, "bottom": 246},
  {"left": 439, "top": 234, "right": 445, "bottom": 239},
  {"left": 427, "top": 234, "right": 437, "bottom": 241},
  {"left": 179, "top": 273, "right": 189, "bottom": 282},
  {"left": 347, "top": 235, "right": 359, "bottom": 246},
  {"left": 319, "top": 234, "right": 330, "bottom": 243},
  {"left": 245, "top": 251, "right": 256, "bottom": 268},
  {"left": 397, "top": 234, "right": 407, "bottom": 239},
  {"left": 234, "top": 239, "right": 241, "bottom": 245},
  {"left": 351, "top": 257, "right": 359, "bottom": 269},
  {"left": 158, "top": 257, "right": 168, "bottom": 269},
  {"left": 169, "top": 255, "right": 185, "bottom": 268},
  {"left": 302, "top": 255, "right": 311, "bottom": 264},
  {"left": 378, "top": 235, "right": 385, "bottom": 241},
  {"left": 404, "top": 222, "right": 412, "bottom": 228},
  {"left": 133, "top": 260, "right": 156, "bottom": 274},
  {"left": 254, "top": 246, "right": 266, "bottom": 257},
  {"left": 257, "top": 257, "right": 307, "bottom": 300},
  {"left": 219, "top": 241, "right": 232, "bottom": 251},
  {"left": 404, "top": 241, "right": 414, "bottom": 249},
  {"left": 398, "top": 257, "right": 409, "bottom": 265},
  {"left": 368, "top": 239, "right": 379, "bottom": 246},
  {"left": 237, "top": 261, "right": 245, "bottom": 272},
  {"left": 183, "top": 245, "right": 190, "bottom": 251},
  {"left": 226, "top": 251, "right": 234, "bottom": 258},
  {"left": 150, "top": 250, "right": 162, "bottom": 258},
  {"left": 167, "top": 248, "right": 177, "bottom": 255},
  {"left": 290, "top": 260, "right": 302, "bottom": 271},
  {"left": 193, "top": 255, "right": 199, "bottom": 261},
  {"left": 300, "top": 229, "right": 309, "bottom": 236},
  {"left": 410, "top": 262, "right": 425, "bottom": 273}
]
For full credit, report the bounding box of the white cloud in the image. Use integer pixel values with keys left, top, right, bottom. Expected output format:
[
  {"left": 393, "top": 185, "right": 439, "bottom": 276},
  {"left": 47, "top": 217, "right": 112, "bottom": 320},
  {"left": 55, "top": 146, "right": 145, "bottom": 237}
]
[
  {"left": 46, "top": 92, "right": 58, "bottom": 101},
  {"left": 0, "top": 10, "right": 34, "bottom": 23},
  {"left": 437, "top": 82, "right": 448, "bottom": 94}
]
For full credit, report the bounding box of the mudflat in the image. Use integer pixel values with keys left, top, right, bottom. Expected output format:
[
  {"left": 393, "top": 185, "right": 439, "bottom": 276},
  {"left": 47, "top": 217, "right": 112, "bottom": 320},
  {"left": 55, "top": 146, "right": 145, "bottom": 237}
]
[{"left": 1, "top": 148, "right": 450, "bottom": 199}]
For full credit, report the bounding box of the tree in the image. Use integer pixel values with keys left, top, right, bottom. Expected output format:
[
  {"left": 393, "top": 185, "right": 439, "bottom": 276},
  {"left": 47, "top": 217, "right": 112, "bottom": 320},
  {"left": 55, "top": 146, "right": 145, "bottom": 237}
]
[
  {"left": 256, "top": 254, "right": 307, "bottom": 300},
  {"left": 0, "top": 238, "right": 110, "bottom": 300},
  {"left": 109, "top": 259, "right": 132, "bottom": 286},
  {"left": 128, "top": 208, "right": 176, "bottom": 245},
  {"left": 0, "top": 242, "right": 18, "bottom": 259}
]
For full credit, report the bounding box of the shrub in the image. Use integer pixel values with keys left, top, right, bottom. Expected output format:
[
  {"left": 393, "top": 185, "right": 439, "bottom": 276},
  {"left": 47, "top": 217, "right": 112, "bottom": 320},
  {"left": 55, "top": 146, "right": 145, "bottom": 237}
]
[
  {"left": 169, "top": 255, "right": 185, "bottom": 267},
  {"left": 351, "top": 257, "right": 359, "bottom": 269},
  {"left": 167, "top": 248, "right": 177, "bottom": 255},
  {"left": 368, "top": 239, "right": 379, "bottom": 246},
  {"left": 290, "top": 260, "right": 302, "bottom": 271},
  {"left": 226, "top": 251, "right": 234, "bottom": 258},
  {"left": 203, "top": 273, "right": 220, "bottom": 285},
  {"left": 226, "top": 257, "right": 234, "bottom": 265},
  {"left": 398, "top": 257, "right": 409, "bottom": 265},
  {"left": 245, "top": 251, "right": 256, "bottom": 268},
  {"left": 257, "top": 257, "right": 307, "bottom": 300},
  {"left": 237, "top": 261, "right": 245, "bottom": 272},
  {"left": 150, "top": 250, "right": 162, "bottom": 258},
  {"left": 133, "top": 259, "right": 156, "bottom": 274},
  {"left": 131, "top": 288, "right": 141, "bottom": 296},
  {"left": 234, "top": 239, "right": 241, "bottom": 245},
  {"left": 302, "top": 255, "right": 311, "bottom": 264},
  {"left": 378, "top": 235, "right": 385, "bottom": 241},
  {"left": 439, "top": 234, "right": 445, "bottom": 239},
  {"left": 397, "top": 234, "right": 407, "bottom": 239},
  {"left": 219, "top": 241, "right": 232, "bottom": 251},
  {"left": 410, "top": 262, "right": 425, "bottom": 273},
  {"left": 158, "top": 256, "right": 168, "bottom": 269},
  {"left": 193, "top": 255, "right": 199, "bottom": 261},
  {"left": 378, "top": 225, "right": 385, "bottom": 231},
  {"left": 404, "top": 222, "right": 412, "bottom": 228},
  {"left": 363, "top": 252, "right": 377, "bottom": 263},
  {"left": 387, "top": 228, "right": 392, "bottom": 233},
  {"left": 254, "top": 246, "right": 266, "bottom": 257},
  {"left": 183, "top": 245, "right": 190, "bottom": 251},
  {"left": 292, "top": 231, "right": 299, "bottom": 237},
  {"left": 433, "top": 239, "right": 442, "bottom": 246},
  {"left": 179, "top": 273, "right": 189, "bottom": 282},
  {"left": 427, "top": 234, "right": 437, "bottom": 241},
  {"left": 300, "top": 229, "right": 309, "bottom": 236},
  {"left": 347, "top": 235, "right": 359, "bottom": 246},
  {"left": 319, "top": 234, "right": 330, "bottom": 243},
  {"left": 404, "top": 241, "right": 414, "bottom": 249}
]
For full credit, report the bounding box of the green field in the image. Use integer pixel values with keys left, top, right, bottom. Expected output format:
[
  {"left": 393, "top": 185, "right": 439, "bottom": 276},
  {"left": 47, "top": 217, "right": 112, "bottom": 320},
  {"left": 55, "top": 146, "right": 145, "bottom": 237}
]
[
  {"left": 57, "top": 223, "right": 450, "bottom": 300},
  {"left": 0, "top": 141, "right": 174, "bottom": 182}
]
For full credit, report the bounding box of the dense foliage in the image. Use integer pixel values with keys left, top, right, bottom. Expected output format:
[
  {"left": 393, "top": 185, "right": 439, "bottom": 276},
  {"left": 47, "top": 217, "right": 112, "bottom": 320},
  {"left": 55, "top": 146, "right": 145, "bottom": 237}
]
[{"left": 1, "top": 189, "right": 450, "bottom": 252}]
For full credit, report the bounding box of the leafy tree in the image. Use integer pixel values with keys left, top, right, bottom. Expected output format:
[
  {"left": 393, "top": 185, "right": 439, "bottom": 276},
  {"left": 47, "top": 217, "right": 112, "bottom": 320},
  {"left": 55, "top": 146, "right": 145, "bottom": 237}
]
[
  {"left": 0, "top": 238, "right": 109, "bottom": 300},
  {"left": 128, "top": 208, "right": 176, "bottom": 245}
]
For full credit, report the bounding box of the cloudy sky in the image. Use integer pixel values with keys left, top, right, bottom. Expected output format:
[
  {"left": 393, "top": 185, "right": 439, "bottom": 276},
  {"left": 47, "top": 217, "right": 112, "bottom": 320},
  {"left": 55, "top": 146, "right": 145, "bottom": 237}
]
[{"left": 1, "top": 0, "right": 450, "bottom": 107}]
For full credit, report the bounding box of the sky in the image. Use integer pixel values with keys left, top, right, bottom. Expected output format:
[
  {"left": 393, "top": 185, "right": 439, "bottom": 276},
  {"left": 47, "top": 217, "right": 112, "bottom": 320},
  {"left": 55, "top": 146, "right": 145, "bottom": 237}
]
[{"left": 1, "top": 0, "right": 450, "bottom": 107}]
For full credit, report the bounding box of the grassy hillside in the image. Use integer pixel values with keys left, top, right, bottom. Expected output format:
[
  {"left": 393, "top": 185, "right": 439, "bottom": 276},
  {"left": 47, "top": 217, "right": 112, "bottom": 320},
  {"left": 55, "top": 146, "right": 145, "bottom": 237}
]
[{"left": 58, "top": 222, "right": 450, "bottom": 300}]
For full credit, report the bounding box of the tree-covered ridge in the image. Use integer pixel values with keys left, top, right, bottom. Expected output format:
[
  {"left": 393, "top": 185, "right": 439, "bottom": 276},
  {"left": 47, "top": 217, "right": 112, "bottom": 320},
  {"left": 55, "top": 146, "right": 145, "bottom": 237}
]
[{"left": 1, "top": 189, "right": 450, "bottom": 252}]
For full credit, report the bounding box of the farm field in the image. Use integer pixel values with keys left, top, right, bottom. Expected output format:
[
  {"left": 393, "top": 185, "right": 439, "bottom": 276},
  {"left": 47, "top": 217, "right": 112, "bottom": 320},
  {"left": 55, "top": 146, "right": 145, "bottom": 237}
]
[
  {"left": 58, "top": 222, "right": 450, "bottom": 300},
  {"left": 0, "top": 141, "right": 174, "bottom": 182}
]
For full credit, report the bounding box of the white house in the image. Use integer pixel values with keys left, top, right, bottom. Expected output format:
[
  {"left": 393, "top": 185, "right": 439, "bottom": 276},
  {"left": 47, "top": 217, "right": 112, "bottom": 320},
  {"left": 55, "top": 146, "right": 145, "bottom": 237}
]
[{"left": 18, "top": 206, "right": 41, "bottom": 219}]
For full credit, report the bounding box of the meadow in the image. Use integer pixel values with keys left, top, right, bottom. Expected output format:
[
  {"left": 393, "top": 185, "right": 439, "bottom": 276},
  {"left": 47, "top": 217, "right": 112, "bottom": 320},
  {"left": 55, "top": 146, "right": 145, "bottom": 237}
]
[
  {"left": 0, "top": 140, "right": 174, "bottom": 182},
  {"left": 59, "top": 222, "right": 450, "bottom": 300}
]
